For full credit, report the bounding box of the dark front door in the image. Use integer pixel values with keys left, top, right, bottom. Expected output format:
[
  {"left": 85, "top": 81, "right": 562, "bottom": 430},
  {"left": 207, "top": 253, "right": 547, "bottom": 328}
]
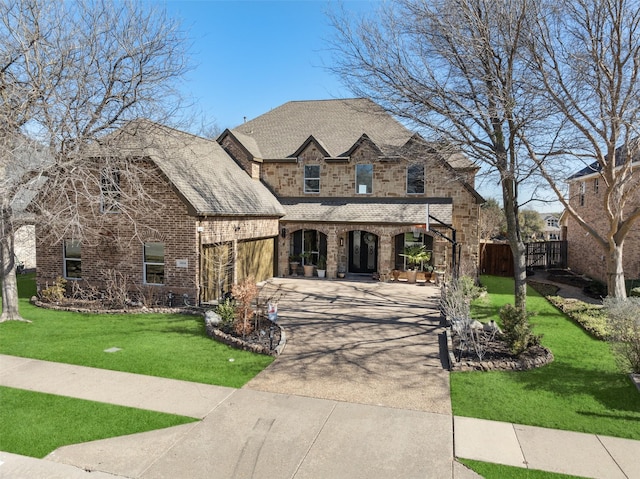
[{"left": 349, "top": 231, "right": 378, "bottom": 273}]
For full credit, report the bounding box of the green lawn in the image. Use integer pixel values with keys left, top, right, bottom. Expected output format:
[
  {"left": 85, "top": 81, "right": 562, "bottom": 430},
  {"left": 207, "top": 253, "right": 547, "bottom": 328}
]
[
  {"left": 0, "top": 386, "right": 196, "bottom": 458},
  {"left": 450, "top": 276, "right": 640, "bottom": 440},
  {"left": 459, "top": 459, "right": 586, "bottom": 479},
  {"left": 0, "top": 274, "right": 273, "bottom": 388}
]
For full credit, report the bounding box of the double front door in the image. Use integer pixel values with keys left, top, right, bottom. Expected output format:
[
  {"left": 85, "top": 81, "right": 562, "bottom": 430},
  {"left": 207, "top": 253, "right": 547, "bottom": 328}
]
[{"left": 348, "top": 230, "right": 378, "bottom": 274}]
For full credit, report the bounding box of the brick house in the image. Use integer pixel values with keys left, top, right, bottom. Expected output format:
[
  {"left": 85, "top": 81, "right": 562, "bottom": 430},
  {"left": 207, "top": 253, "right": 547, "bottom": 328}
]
[
  {"left": 565, "top": 143, "right": 640, "bottom": 283},
  {"left": 219, "top": 99, "right": 484, "bottom": 280},
  {"left": 36, "top": 120, "right": 284, "bottom": 304}
]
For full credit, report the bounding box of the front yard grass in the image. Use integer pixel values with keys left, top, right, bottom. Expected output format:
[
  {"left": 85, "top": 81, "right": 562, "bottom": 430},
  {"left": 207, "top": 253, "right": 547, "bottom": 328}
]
[
  {"left": 450, "top": 275, "right": 640, "bottom": 441},
  {"left": 0, "top": 386, "right": 196, "bottom": 458},
  {"left": 459, "top": 459, "right": 585, "bottom": 479},
  {"left": 0, "top": 274, "right": 273, "bottom": 388}
]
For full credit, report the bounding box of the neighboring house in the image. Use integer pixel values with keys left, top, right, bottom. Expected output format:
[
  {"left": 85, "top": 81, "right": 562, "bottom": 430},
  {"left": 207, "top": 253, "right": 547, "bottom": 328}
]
[
  {"left": 565, "top": 143, "right": 640, "bottom": 283},
  {"left": 541, "top": 214, "right": 562, "bottom": 241},
  {"left": 219, "top": 98, "right": 484, "bottom": 280},
  {"left": 36, "top": 120, "right": 284, "bottom": 304}
]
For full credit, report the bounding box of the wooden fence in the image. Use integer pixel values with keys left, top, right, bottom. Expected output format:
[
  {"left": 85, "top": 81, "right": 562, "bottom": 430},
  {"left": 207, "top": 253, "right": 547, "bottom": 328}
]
[{"left": 480, "top": 241, "right": 567, "bottom": 276}]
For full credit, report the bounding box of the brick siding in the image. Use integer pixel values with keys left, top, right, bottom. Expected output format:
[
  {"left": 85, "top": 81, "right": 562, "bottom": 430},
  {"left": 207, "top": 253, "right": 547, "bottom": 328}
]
[{"left": 566, "top": 171, "right": 640, "bottom": 282}]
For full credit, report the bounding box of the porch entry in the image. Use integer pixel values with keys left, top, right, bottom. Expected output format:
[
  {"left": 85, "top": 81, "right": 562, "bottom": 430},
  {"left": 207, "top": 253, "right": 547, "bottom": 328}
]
[{"left": 349, "top": 230, "right": 378, "bottom": 274}]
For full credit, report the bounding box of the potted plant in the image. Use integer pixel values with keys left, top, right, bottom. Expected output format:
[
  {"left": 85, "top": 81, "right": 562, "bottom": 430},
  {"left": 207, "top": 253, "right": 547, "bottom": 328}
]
[
  {"left": 289, "top": 254, "right": 300, "bottom": 276},
  {"left": 317, "top": 255, "right": 326, "bottom": 278},
  {"left": 424, "top": 264, "right": 435, "bottom": 282},
  {"left": 300, "top": 251, "right": 315, "bottom": 277},
  {"left": 337, "top": 265, "right": 346, "bottom": 279},
  {"left": 401, "top": 245, "right": 431, "bottom": 284}
]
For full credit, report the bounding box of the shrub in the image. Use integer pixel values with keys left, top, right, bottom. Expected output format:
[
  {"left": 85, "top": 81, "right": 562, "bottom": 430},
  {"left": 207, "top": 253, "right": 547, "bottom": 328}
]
[
  {"left": 603, "top": 297, "right": 640, "bottom": 374},
  {"left": 215, "top": 298, "right": 237, "bottom": 333},
  {"left": 499, "top": 304, "right": 541, "bottom": 356},
  {"left": 458, "top": 275, "right": 486, "bottom": 300},
  {"left": 630, "top": 287, "right": 640, "bottom": 298},
  {"left": 40, "top": 277, "right": 67, "bottom": 303},
  {"left": 232, "top": 277, "right": 258, "bottom": 338},
  {"left": 440, "top": 279, "right": 470, "bottom": 321}
]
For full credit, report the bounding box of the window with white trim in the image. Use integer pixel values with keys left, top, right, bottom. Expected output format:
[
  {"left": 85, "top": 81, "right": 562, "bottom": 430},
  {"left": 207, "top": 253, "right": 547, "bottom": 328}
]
[
  {"left": 304, "top": 165, "right": 320, "bottom": 193},
  {"left": 355, "top": 164, "right": 373, "bottom": 194},
  {"left": 63, "top": 239, "right": 81, "bottom": 279},
  {"left": 407, "top": 164, "right": 425, "bottom": 194},
  {"left": 144, "top": 242, "right": 164, "bottom": 285}
]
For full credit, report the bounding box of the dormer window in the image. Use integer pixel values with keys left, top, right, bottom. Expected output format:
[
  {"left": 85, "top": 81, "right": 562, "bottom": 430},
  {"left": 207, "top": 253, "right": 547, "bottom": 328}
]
[
  {"left": 304, "top": 165, "right": 320, "bottom": 193},
  {"left": 407, "top": 164, "right": 425, "bottom": 194},
  {"left": 355, "top": 164, "right": 373, "bottom": 194}
]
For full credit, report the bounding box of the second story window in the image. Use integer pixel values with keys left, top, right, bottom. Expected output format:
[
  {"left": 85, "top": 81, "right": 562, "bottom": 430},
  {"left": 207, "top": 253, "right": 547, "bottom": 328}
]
[
  {"left": 101, "top": 167, "right": 120, "bottom": 213},
  {"left": 63, "top": 239, "right": 81, "bottom": 279},
  {"left": 304, "top": 165, "right": 320, "bottom": 193},
  {"left": 579, "top": 181, "right": 585, "bottom": 206},
  {"left": 356, "top": 164, "right": 373, "bottom": 194},
  {"left": 594, "top": 178, "right": 599, "bottom": 194},
  {"left": 407, "top": 164, "right": 425, "bottom": 194}
]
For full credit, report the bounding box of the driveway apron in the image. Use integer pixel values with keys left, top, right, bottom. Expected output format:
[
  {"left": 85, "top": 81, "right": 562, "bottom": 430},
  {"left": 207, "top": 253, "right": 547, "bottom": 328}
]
[{"left": 245, "top": 278, "right": 451, "bottom": 415}]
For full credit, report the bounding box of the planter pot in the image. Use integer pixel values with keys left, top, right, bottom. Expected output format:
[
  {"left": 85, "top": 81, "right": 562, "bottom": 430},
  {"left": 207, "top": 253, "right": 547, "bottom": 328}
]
[
  {"left": 317, "top": 269, "right": 326, "bottom": 278},
  {"left": 391, "top": 269, "right": 400, "bottom": 281},
  {"left": 289, "top": 262, "right": 299, "bottom": 276},
  {"left": 337, "top": 272, "right": 346, "bottom": 279},
  {"left": 303, "top": 265, "right": 314, "bottom": 277},
  {"left": 406, "top": 270, "right": 418, "bottom": 284}
]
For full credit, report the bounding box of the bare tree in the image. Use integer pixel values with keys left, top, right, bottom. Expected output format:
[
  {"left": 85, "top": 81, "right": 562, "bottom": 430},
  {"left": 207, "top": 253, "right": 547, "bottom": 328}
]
[
  {"left": 1, "top": 0, "right": 189, "bottom": 321},
  {"left": 330, "top": 0, "right": 540, "bottom": 311},
  {"left": 479, "top": 198, "right": 506, "bottom": 241},
  {"left": 523, "top": 0, "right": 640, "bottom": 298}
]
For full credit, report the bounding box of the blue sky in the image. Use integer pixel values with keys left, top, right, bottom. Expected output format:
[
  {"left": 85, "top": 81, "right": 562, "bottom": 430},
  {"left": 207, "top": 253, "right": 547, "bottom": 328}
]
[{"left": 163, "top": 0, "right": 370, "bottom": 131}]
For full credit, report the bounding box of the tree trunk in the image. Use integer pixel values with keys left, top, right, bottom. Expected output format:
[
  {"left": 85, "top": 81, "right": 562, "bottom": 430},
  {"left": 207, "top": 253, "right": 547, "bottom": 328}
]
[
  {"left": 511, "top": 240, "right": 528, "bottom": 312},
  {"left": 607, "top": 243, "right": 627, "bottom": 299},
  {"left": 502, "top": 178, "right": 527, "bottom": 312},
  {"left": 0, "top": 233, "right": 25, "bottom": 322}
]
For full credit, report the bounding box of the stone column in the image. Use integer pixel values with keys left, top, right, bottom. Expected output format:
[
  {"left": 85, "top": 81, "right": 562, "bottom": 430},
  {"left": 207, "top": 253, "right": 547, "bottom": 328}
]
[{"left": 327, "top": 229, "right": 339, "bottom": 278}]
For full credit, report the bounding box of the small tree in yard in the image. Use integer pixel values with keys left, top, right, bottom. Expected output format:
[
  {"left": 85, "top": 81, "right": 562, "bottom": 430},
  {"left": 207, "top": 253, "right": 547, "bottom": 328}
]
[
  {"left": 231, "top": 277, "right": 258, "bottom": 339},
  {"left": 604, "top": 297, "right": 640, "bottom": 374}
]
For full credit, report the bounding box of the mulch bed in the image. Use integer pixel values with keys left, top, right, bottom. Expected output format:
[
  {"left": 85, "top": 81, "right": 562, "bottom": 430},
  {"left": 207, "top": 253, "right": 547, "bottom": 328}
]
[{"left": 447, "top": 331, "right": 554, "bottom": 372}]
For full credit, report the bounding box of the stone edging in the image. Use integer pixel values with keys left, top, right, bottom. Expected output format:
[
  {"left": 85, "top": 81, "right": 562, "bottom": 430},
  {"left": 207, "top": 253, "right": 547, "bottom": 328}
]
[
  {"left": 445, "top": 329, "right": 554, "bottom": 372},
  {"left": 204, "top": 321, "right": 286, "bottom": 357},
  {"left": 30, "top": 298, "right": 201, "bottom": 316}
]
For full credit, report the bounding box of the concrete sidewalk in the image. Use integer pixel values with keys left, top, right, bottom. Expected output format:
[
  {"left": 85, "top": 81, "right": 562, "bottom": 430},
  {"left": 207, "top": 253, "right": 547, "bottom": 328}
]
[{"left": 2, "top": 355, "right": 639, "bottom": 479}]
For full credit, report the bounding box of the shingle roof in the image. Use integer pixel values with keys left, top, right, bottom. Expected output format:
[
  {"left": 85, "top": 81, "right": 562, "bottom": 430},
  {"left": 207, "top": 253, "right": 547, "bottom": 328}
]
[
  {"left": 230, "top": 98, "right": 416, "bottom": 159},
  {"left": 94, "top": 120, "right": 285, "bottom": 217},
  {"left": 278, "top": 197, "right": 453, "bottom": 225},
  {"left": 567, "top": 138, "right": 640, "bottom": 180}
]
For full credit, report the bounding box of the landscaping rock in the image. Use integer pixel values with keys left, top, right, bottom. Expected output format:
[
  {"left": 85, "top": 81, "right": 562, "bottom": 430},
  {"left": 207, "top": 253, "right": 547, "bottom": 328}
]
[{"left": 204, "top": 310, "right": 221, "bottom": 327}]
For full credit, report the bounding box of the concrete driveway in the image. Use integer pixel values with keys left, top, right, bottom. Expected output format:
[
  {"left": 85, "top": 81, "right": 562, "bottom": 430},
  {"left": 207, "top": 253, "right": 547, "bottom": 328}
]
[{"left": 245, "top": 277, "right": 451, "bottom": 415}]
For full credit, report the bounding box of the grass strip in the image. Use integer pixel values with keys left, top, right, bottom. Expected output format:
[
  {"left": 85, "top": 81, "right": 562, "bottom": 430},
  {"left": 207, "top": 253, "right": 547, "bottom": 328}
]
[
  {"left": 450, "top": 275, "right": 640, "bottom": 440},
  {"left": 0, "top": 386, "right": 196, "bottom": 458},
  {"left": 458, "top": 459, "right": 587, "bottom": 479},
  {"left": 0, "top": 274, "right": 273, "bottom": 388}
]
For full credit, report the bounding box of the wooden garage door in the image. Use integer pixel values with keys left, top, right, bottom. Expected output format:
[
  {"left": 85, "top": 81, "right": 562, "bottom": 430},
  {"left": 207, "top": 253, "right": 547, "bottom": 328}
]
[{"left": 237, "top": 237, "right": 275, "bottom": 284}]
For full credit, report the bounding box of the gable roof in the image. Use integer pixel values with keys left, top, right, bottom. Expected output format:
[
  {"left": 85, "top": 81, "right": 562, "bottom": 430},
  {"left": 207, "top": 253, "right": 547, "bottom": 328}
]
[
  {"left": 92, "top": 120, "right": 284, "bottom": 217},
  {"left": 228, "top": 98, "right": 417, "bottom": 159}
]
